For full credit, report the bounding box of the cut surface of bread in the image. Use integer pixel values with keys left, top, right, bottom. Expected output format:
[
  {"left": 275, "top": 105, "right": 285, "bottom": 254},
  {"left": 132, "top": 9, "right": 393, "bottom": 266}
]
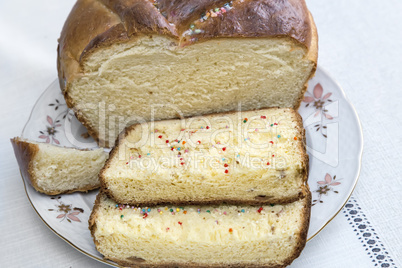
[
  {"left": 101, "top": 108, "right": 308, "bottom": 205},
  {"left": 58, "top": 0, "right": 318, "bottom": 147},
  {"left": 11, "top": 137, "right": 108, "bottom": 195},
  {"left": 89, "top": 192, "right": 311, "bottom": 268}
]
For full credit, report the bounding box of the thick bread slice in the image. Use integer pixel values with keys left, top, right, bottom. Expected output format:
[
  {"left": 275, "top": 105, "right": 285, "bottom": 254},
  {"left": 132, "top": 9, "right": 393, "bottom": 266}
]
[
  {"left": 89, "top": 191, "right": 311, "bottom": 268},
  {"left": 58, "top": 0, "right": 318, "bottom": 147},
  {"left": 101, "top": 108, "right": 308, "bottom": 205},
  {"left": 11, "top": 137, "right": 108, "bottom": 195}
]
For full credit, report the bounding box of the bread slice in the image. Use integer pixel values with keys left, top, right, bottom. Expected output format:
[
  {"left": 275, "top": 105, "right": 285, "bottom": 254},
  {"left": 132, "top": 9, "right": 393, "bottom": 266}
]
[
  {"left": 101, "top": 108, "right": 308, "bottom": 205},
  {"left": 11, "top": 137, "right": 108, "bottom": 195},
  {"left": 89, "top": 191, "right": 311, "bottom": 267},
  {"left": 58, "top": 0, "right": 318, "bottom": 147}
]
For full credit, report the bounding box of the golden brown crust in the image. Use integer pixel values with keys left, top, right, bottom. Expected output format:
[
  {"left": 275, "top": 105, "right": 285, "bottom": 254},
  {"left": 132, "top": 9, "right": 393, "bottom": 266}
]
[
  {"left": 59, "top": 0, "right": 313, "bottom": 80},
  {"left": 89, "top": 191, "right": 311, "bottom": 268},
  {"left": 11, "top": 137, "right": 41, "bottom": 192},
  {"left": 58, "top": 0, "right": 318, "bottom": 147},
  {"left": 99, "top": 108, "right": 309, "bottom": 206},
  {"left": 11, "top": 137, "right": 101, "bottom": 195}
]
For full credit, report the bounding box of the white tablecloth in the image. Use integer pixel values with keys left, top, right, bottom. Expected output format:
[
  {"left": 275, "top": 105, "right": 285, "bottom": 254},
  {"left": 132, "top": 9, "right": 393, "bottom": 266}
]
[{"left": 1, "top": 0, "right": 401, "bottom": 267}]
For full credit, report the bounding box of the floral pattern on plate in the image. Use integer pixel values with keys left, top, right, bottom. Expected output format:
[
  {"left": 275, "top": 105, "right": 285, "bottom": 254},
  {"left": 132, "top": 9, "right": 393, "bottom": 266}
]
[
  {"left": 312, "top": 173, "right": 342, "bottom": 206},
  {"left": 48, "top": 196, "right": 84, "bottom": 223}
]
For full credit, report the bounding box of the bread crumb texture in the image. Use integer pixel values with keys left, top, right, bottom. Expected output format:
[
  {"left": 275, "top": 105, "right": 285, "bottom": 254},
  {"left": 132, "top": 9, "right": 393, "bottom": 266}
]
[
  {"left": 32, "top": 142, "right": 107, "bottom": 192},
  {"left": 102, "top": 108, "right": 308, "bottom": 204},
  {"left": 92, "top": 193, "right": 308, "bottom": 266},
  {"left": 69, "top": 36, "right": 314, "bottom": 146}
]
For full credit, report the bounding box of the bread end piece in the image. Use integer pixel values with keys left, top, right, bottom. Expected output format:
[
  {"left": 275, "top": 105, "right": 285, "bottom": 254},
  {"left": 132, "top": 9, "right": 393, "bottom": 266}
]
[{"left": 11, "top": 137, "right": 108, "bottom": 195}]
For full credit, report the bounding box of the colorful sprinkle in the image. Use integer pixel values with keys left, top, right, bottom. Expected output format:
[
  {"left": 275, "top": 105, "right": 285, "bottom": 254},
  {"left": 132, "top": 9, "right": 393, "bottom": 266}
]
[
  {"left": 170, "top": 209, "right": 173, "bottom": 212},
  {"left": 277, "top": 135, "right": 281, "bottom": 138},
  {"left": 158, "top": 135, "right": 162, "bottom": 139},
  {"left": 197, "top": 141, "right": 201, "bottom": 145},
  {"left": 224, "top": 163, "right": 229, "bottom": 167},
  {"left": 183, "top": 211, "right": 187, "bottom": 214},
  {"left": 166, "top": 140, "right": 169, "bottom": 143},
  {"left": 243, "top": 118, "right": 248, "bottom": 123},
  {"left": 143, "top": 213, "right": 148, "bottom": 219},
  {"left": 206, "top": 210, "right": 211, "bottom": 213},
  {"left": 229, "top": 228, "right": 233, "bottom": 233},
  {"left": 267, "top": 162, "right": 270, "bottom": 165},
  {"left": 176, "top": 208, "right": 180, "bottom": 212},
  {"left": 120, "top": 215, "right": 124, "bottom": 219},
  {"left": 178, "top": 221, "right": 183, "bottom": 226},
  {"left": 206, "top": 126, "right": 210, "bottom": 129},
  {"left": 241, "top": 209, "right": 245, "bottom": 213},
  {"left": 261, "top": 116, "right": 266, "bottom": 119},
  {"left": 294, "top": 137, "right": 298, "bottom": 140},
  {"left": 225, "top": 169, "right": 229, "bottom": 174},
  {"left": 257, "top": 207, "right": 263, "bottom": 213}
]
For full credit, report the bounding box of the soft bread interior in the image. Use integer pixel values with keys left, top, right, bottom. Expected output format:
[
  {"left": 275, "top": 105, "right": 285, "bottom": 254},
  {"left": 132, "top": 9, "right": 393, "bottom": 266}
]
[
  {"left": 101, "top": 108, "right": 308, "bottom": 204},
  {"left": 31, "top": 142, "right": 107, "bottom": 193},
  {"left": 69, "top": 36, "right": 315, "bottom": 146},
  {"left": 91, "top": 193, "right": 310, "bottom": 266}
]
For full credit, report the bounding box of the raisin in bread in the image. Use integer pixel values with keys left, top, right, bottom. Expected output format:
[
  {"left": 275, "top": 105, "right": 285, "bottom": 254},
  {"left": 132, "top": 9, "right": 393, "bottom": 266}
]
[
  {"left": 101, "top": 108, "right": 308, "bottom": 205},
  {"left": 58, "top": 0, "right": 318, "bottom": 147},
  {"left": 89, "top": 191, "right": 311, "bottom": 267},
  {"left": 11, "top": 137, "right": 108, "bottom": 195}
]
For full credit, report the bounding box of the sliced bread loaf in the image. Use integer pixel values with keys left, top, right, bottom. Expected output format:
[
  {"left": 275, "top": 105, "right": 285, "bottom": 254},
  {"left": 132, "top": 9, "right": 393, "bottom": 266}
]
[
  {"left": 89, "top": 191, "right": 311, "bottom": 267},
  {"left": 11, "top": 137, "right": 108, "bottom": 195},
  {"left": 58, "top": 0, "right": 318, "bottom": 147},
  {"left": 101, "top": 108, "right": 308, "bottom": 205}
]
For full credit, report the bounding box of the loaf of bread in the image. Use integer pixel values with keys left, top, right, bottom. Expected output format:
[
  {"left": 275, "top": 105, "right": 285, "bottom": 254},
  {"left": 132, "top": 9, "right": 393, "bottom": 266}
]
[
  {"left": 11, "top": 137, "right": 108, "bottom": 195},
  {"left": 100, "top": 108, "right": 308, "bottom": 205},
  {"left": 89, "top": 191, "right": 311, "bottom": 267},
  {"left": 58, "top": 0, "right": 318, "bottom": 147}
]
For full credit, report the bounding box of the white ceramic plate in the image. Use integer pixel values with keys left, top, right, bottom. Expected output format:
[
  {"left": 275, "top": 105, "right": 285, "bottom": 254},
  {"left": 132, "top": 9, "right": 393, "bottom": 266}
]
[{"left": 20, "top": 66, "right": 363, "bottom": 267}]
